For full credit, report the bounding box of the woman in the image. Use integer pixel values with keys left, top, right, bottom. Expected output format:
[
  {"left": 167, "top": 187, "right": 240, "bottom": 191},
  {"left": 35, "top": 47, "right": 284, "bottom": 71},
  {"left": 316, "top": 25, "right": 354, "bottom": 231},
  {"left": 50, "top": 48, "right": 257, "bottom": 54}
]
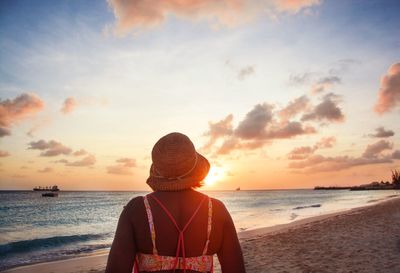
[{"left": 106, "top": 132, "right": 246, "bottom": 273}]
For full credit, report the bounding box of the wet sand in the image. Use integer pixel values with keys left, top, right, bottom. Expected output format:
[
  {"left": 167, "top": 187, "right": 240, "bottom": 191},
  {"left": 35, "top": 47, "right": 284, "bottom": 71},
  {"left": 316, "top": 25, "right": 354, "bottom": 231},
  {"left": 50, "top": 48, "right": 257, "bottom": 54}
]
[{"left": 4, "top": 196, "right": 400, "bottom": 273}]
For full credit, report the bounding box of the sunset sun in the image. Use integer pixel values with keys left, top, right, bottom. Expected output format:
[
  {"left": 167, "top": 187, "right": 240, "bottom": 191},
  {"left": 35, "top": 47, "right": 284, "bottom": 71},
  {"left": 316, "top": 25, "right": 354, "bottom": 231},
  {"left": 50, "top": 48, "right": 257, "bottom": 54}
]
[{"left": 204, "top": 166, "right": 225, "bottom": 186}]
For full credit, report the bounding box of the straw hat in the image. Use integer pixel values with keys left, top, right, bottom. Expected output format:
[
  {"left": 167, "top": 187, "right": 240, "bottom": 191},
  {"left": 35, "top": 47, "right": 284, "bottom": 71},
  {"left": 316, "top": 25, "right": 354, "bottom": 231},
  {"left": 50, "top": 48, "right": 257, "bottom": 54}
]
[{"left": 146, "top": 132, "right": 210, "bottom": 191}]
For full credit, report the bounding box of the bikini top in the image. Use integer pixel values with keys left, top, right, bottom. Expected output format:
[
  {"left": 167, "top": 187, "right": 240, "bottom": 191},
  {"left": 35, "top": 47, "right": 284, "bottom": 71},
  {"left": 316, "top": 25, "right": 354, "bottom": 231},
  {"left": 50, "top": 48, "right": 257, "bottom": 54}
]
[{"left": 134, "top": 193, "right": 214, "bottom": 273}]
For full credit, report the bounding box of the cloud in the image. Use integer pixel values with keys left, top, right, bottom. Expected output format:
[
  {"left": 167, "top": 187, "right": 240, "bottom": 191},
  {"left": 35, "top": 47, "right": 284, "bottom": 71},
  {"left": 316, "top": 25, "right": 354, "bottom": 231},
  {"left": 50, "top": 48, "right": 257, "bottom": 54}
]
[
  {"left": 289, "top": 154, "right": 392, "bottom": 172},
  {"left": 392, "top": 150, "right": 400, "bottom": 159},
  {"left": 274, "top": 0, "right": 321, "bottom": 13},
  {"left": 237, "top": 66, "right": 255, "bottom": 80},
  {"left": 61, "top": 97, "right": 78, "bottom": 114},
  {"left": 38, "top": 167, "right": 53, "bottom": 173},
  {"left": 107, "top": 157, "right": 137, "bottom": 175},
  {"left": 0, "top": 150, "right": 10, "bottom": 157},
  {"left": 289, "top": 139, "right": 397, "bottom": 172},
  {"left": 368, "top": 127, "right": 395, "bottom": 138},
  {"left": 12, "top": 174, "right": 26, "bottom": 179},
  {"left": 289, "top": 72, "right": 313, "bottom": 85},
  {"left": 27, "top": 125, "right": 41, "bottom": 138},
  {"left": 54, "top": 159, "right": 69, "bottom": 164},
  {"left": 263, "top": 121, "right": 316, "bottom": 139},
  {"left": 328, "top": 59, "right": 360, "bottom": 75},
  {"left": 216, "top": 137, "right": 267, "bottom": 155},
  {"left": 107, "top": 0, "right": 321, "bottom": 35},
  {"left": 204, "top": 102, "right": 317, "bottom": 155},
  {"left": 374, "top": 63, "right": 400, "bottom": 114},
  {"left": 28, "top": 140, "right": 73, "bottom": 157},
  {"left": 0, "top": 127, "right": 11, "bottom": 137},
  {"left": 315, "top": 136, "right": 336, "bottom": 148},
  {"left": 73, "top": 149, "right": 88, "bottom": 156},
  {"left": 362, "top": 140, "right": 393, "bottom": 159},
  {"left": 65, "top": 155, "right": 96, "bottom": 167},
  {"left": 25, "top": 117, "right": 52, "bottom": 138},
  {"left": 0, "top": 93, "right": 44, "bottom": 137},
  {"left": 235, "top": 103, "right": 274, "bottom": 139},
  {"left": 116, "top": 157, "right": 137, "bottom": 167},
  {"left": 202, "top": 114, "right": 234, "bottom": 152},
  {"left": 217, "top": 137, "right": 240, "bottom": 155},
  {"left": 310, "top": 76, "right": 341, "bottom": 94},
  {"left": 301, "top": 93, "right": 345, "bottom": 123},
  {"left": 287, "top": 136, "right": 336, "bottom": 160},
  {"left": 287, "top": 146, "right": 315, "bottom": 160},
  {"left": 278, "top": 95, "right": 310, "bottom": 121}
]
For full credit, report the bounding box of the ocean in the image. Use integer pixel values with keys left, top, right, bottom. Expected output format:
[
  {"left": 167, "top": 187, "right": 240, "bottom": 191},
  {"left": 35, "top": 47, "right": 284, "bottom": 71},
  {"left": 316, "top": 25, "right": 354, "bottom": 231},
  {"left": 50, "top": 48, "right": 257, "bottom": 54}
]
[{"left": 0, "top": 189, "right": 399, "bottom": 271}]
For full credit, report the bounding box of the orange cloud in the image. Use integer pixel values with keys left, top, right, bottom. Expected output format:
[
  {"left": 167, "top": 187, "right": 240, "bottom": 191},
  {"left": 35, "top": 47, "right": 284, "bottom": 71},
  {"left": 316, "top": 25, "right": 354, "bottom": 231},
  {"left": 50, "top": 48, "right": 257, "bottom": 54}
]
[
  {"left": 278, "top": 95, "right": 310, "bottom": 122},
  {"left": 107, "top": 157, "right": 137, "bottom": 175},
  {"left": 202, "top": 114, "right": 233, "bottom": 152},
  {"left": 315, "top": 136, "right": 336, "bottom": 148},
  {"left": 287, "top": 136, "right": 336, "bottom": 160},
  {"left": 38, "top": 167, "right": 53, "bottom": 173},
  {"left": 65, "top": 154, "right": 96, "bottom": 167},
  {"left": 0, "top": 93, "right": 44, "bottom": 137},
  {"left": 0, "top": 150, "right": 10, "bottom": 157},
  {"left": 289, "top": 139, "right": 397, "bottom": 172},
  {"left": 287, "top": 146, "right": 315, "bottom": 160},
  {"left": 374, "top": 63, "right": 400, "bottom": 114},
  {"left": 72, "top": 149, "right": 88, "bottom": 156},
  {"left": 289, "top": 155, "right": 392, "bottom": 173},
  {"left": 107, "top": 0, "right": 321, "bottom": 35},
  {"left": 274, "top": 0, "right": 320, "bottom": 13},
  {"left": 61, "top": 97, "right": 78, "bottom": 114}
]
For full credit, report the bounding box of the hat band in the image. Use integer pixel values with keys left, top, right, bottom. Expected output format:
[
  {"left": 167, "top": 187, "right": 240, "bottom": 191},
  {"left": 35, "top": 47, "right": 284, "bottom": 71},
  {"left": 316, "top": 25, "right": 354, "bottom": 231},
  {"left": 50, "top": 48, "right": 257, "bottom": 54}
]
[{"left": 152, "top": 154, "right": 198, "bottom": 180}]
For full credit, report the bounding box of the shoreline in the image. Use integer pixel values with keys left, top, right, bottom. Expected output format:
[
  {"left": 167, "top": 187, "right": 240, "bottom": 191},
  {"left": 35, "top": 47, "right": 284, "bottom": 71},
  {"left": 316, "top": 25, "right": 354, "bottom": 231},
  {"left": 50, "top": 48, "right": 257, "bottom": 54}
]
[
  {"left": 3, "top": 194, "right": 400, "bottom": 273},
  {"left": 239, "top": 193, "right": 399, "bottom": 239}
]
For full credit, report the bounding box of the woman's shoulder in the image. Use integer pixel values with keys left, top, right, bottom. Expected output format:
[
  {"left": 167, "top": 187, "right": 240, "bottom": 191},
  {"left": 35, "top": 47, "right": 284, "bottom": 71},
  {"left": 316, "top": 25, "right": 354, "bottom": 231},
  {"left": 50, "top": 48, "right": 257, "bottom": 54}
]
[{"left": 123, "top": 195, "right": 145, "bottom": 213}]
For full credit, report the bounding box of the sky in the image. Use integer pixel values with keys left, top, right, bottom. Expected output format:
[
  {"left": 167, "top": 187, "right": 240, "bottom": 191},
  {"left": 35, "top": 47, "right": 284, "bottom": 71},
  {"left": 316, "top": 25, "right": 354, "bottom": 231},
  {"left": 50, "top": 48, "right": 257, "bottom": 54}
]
[{"left": 0, "top": 0, "right": 399, "bottom": 190}]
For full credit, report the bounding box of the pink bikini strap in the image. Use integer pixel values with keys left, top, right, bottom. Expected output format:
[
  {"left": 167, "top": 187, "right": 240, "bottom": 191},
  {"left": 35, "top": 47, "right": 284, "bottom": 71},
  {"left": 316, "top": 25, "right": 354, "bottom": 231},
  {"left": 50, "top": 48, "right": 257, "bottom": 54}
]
[
  {"left": 202, "top": 197, "right": 213, "bottom": 255},
  {"left": 143, "top": 196, "right": 158, "bottom": 255},
  {"left": 149, "top": 194, "right": 207, "bottom": 273}
]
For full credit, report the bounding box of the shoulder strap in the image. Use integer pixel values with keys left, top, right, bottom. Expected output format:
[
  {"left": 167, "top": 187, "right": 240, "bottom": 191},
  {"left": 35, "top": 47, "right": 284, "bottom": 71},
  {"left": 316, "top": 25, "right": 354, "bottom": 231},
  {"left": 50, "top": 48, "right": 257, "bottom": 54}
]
[
  {"left": 149, "top": 194, "right": 207, "bottom": 232},
  {"left": 143, "top": 195, "right": 158, "bottom": 255},
  {"left": 202, "top": 197, "right": 213, "bottom": 255}
]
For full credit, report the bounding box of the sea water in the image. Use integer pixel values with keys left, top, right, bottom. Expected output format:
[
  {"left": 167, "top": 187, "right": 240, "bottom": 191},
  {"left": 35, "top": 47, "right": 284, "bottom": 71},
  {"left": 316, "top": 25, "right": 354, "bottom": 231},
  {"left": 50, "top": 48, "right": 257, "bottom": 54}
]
[{"left": 0, "top": 189, "right": 399, "bottom": 270}]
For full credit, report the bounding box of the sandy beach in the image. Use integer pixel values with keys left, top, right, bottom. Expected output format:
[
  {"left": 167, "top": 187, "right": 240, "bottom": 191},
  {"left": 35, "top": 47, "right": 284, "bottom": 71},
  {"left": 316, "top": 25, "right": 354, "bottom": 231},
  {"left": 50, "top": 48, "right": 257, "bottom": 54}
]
[{"left": 4, "top": 196, "right": 400, "bottom": 273}]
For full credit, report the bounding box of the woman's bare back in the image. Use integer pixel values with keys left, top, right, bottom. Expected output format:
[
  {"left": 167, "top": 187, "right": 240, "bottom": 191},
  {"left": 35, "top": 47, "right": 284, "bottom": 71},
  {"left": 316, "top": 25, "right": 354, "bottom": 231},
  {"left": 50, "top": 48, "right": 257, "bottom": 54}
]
[{"left": 105, "top": 189, "right": 245, "bottom": 273}]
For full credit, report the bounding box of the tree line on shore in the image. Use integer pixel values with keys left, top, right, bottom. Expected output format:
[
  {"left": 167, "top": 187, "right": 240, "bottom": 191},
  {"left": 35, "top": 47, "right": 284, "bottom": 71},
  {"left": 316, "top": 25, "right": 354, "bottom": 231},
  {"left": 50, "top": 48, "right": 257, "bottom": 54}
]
[{"left": 315, "top": 169, "right": 400, "bottom": 190}]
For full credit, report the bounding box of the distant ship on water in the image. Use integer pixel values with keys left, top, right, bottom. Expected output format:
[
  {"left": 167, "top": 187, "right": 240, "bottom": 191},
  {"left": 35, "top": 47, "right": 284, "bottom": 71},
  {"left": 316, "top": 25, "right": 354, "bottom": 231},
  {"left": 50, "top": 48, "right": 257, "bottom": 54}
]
[
  {"left": 33, "top": 185, "right": 60, "bottom": 192},
  {"left": 236, "top": 187, "right": 240, "bottom": 191}
]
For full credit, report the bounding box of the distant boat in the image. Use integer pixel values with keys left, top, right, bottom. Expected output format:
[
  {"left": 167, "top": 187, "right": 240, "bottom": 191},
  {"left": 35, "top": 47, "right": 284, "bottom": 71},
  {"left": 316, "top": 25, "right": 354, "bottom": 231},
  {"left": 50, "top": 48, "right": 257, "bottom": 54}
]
[
  {"left": 42, "top": 192, "right": 58, "bottom": 197},
  {"left": 33, "top": 185, "right": 60, "bottom": 192},
  {"left": 236, "top": 187, "right": 240, "bottom": 191}
]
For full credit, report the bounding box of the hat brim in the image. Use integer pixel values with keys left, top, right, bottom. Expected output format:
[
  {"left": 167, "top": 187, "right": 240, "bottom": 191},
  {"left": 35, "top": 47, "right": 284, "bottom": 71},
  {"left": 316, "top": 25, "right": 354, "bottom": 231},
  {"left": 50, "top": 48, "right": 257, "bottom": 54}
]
[{"left": 146, "top": 152, "right": 210, "bottom": 191}]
